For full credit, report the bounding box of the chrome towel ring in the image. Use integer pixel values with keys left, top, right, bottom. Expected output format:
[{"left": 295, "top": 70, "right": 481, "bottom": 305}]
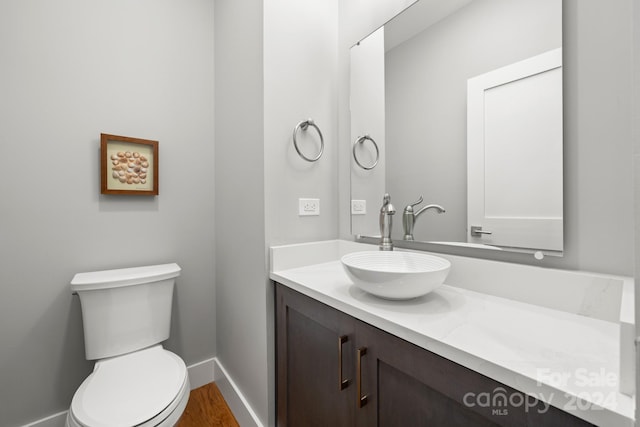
[
  {"left": 352, "top": 135, "right": 379, "bottom": 170},
  {"left": 293, "top": 118, "right": 324, "bottom": 162}
]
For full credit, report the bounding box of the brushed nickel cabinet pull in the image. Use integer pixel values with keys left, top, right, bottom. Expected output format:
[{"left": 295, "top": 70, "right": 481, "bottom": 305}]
[
  {"left": 338, "top": 335, "right": 350, "bottom": 390},
  {"left": 357, "top": 347, "right": 368, "bottom": 407}
]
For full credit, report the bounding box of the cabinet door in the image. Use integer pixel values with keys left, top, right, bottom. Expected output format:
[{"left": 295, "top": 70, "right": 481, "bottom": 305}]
[
  {"left": 354, "top": 321, "right": 498, "bottom": 427},
  {"left": 276, "top": 284, "right": 356, "bottom": 427},
  {"left": 355, "top": 320, "right": 594, "bottom": 427}
]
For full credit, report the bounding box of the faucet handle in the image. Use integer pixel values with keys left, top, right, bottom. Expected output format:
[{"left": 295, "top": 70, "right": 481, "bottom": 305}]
[
  {"left": 409, "top": 195, "right": 424, "bottom": 208},
  {"left": 381, "top": 193, "right": 395, "bottom": 214},
  {"left": 404, "top": 196, "right": 423, "bottom": 213}
]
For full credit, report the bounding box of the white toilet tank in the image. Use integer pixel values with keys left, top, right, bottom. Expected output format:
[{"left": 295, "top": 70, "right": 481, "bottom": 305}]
[{"left": 71, "top": 263, "right": 181, "bottom": 360}]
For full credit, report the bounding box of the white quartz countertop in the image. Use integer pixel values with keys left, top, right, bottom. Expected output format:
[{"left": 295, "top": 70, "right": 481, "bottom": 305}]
[{"left": 270, "top": 241, "right": 634, "bottom": 427}]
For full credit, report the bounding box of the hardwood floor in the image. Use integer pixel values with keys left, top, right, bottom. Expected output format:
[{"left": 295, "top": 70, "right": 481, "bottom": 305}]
[{"left": 177, "top": 382, "right": 239, "bottom": 427}]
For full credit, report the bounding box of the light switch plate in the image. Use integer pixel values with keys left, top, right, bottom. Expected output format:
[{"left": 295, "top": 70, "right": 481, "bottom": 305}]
[
  {"left": 299, "top": 198, "right": 320, "bottom": 216},
  {"left": 351, "top": 200, "right": 366, "bottom": 215}
]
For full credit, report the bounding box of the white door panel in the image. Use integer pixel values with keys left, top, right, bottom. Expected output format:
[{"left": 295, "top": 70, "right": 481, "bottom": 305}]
[{"left": 467, "top": 48, "right": 563, "bottom": 252}]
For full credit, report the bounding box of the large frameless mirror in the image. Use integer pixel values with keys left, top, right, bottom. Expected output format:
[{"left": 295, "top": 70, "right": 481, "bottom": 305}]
[{"left": 350, "top": 0, "right": 563, "bottom": 256}]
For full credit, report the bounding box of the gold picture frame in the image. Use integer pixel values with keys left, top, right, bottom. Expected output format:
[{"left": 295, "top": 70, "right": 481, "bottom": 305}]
[{"left": 100, "top": 133, "right": 158, "bottom": 195}]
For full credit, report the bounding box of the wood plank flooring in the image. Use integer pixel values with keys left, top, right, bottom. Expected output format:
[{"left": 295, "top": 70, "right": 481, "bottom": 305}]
[{"left": 177, "top": 382, "right": 239, "bottom": 427}]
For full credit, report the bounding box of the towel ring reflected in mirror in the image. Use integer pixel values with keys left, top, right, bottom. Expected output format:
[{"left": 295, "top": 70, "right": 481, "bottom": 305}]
[
  {"left": 293, "top": 118, "right": 324, "bottom": 162},
  {"left": 353, "top": 135, "right": 379, "bottom": 170}
]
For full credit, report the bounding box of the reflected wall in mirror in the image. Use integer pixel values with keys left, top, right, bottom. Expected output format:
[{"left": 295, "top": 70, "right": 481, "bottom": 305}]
[{"left": 350, "top": 0, "right": 563, "bottom": 255}]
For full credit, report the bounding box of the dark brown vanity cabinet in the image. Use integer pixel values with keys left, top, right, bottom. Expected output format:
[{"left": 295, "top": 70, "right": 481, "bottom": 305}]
[{"left": 275, "top": 283, "right": 594, "bottom": 427}]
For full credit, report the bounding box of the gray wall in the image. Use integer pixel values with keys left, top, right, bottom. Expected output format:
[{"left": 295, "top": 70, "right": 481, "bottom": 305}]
[
  {"left": 215, "top": 0, "right": 339, "bottom": 425},
  {"left": 340, "top": 0, "right": 635, "bottom": 277},
  {"left": 264, "top": 0, "right": 339, "bottom": 248},
  {"left": 556, "top": 0, "right": 634, "bottom": 275},
  {"left": 0, "top": 1, "right": 216, "bottom": 425},
  {"left": 214, "top": 0, "right": 268, "bottom": 424}
]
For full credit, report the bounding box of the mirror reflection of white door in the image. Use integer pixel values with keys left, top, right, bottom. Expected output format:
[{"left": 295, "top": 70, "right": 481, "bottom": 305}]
[{"left": 467, "top": 48, "right": 563, "bottom": 253}]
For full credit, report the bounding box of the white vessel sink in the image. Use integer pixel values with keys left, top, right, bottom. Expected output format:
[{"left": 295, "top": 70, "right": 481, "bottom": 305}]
[{"left": 341, "top": 251, "right": 451, "bottom": 300}]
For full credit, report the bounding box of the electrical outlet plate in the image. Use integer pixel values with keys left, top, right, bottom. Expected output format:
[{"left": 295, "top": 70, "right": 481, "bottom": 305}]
[
  {"left": 351, "top": 200, "right": 366, "bottom": 215},
  {"left": 299, "top": 198, "right": 320, "bottom": 216}
]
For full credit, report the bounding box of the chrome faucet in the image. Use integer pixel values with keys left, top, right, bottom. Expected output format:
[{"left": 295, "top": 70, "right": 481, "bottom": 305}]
[
  {"left": 402, "top": 196, "right": 445, "bottom": 241},
  {"left": 379, "top": 193, "right": 396, "bottom": 251}
]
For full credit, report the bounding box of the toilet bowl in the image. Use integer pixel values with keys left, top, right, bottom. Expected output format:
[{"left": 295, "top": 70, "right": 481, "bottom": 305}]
[{"left": 67, "top": 264, "right": 189, "bottom": 427}]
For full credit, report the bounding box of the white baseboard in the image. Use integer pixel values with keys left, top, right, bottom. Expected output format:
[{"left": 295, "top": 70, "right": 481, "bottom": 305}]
[
  {"left": 186, "top": 356, "right": 216, "bottom": 390},
  {"left": 21, "top": 411, "right": 68, "bottom": 427},
  {"left": 213, "top": 358, "right": 264, "bottom": 427},
  {"left": 21, "top": 356, "right": 220, "bottom": 427}
]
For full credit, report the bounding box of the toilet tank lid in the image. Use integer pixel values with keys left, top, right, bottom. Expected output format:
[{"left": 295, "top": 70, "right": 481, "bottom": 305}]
[{"left": 71, "top": 263, "right": 181, "bottom": 292}]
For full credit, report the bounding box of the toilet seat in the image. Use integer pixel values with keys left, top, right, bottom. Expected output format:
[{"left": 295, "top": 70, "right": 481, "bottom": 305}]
[{"left": 68, "top": 345, "right": 188, "bottom": 427}]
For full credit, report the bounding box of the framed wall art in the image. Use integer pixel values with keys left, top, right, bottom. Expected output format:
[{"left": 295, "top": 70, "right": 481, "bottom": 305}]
[{"left": 101, "top": 133, "right": 159, "bottom": 196}]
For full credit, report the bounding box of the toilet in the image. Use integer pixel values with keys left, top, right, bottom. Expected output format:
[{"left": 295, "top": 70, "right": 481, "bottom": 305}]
[{"left": 67, "top": 263, "right": 190, "bottom": 427}]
